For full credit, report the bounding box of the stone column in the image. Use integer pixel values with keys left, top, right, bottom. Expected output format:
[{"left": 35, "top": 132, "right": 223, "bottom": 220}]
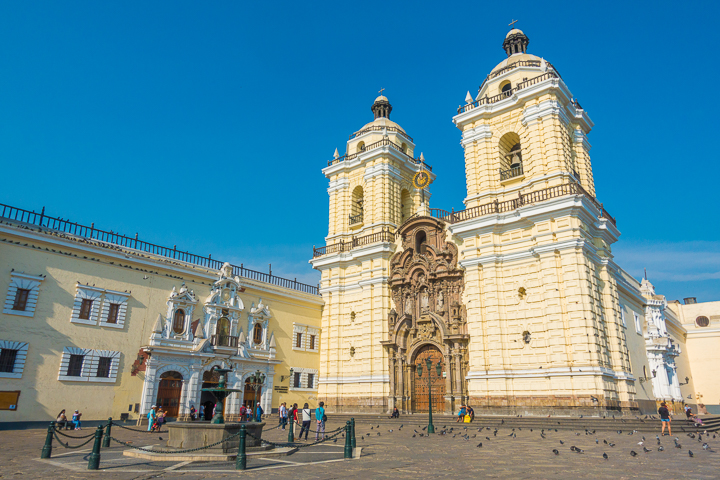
[
  {"left": 262, "top": 374, "right": 274, "bottom": 415},
  {"left": 140, "top": 360, "right": 159, "bottom": 417}
]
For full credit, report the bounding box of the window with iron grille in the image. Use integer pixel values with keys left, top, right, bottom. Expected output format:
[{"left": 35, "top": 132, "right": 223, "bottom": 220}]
[
  {"left": 0, "top": 349, "right": 18, "bottom": 373},
  {"left": 253, "top": 323, "right": 263, "bottom": 344},
  {"left": 12, "top": 289, "right": 30, "bottom": 311},
  {"left": 96, "top": 357, "right": 112, "bottom": 378},
  {"left": 309, "top": 335, "right": 316, "bottom": 350},
  {"left": 293, "top": 372, "right": 301, "bottom": 388},
  {"left": 296, "top": 332, "right": 302, "bottom": 348},
  {"left": 79, "top": 299, "right": 93, "bottom": 320},
  {"left": 66, "top": 354, "right": 84, "bottom": 377},
  {"left": 107, "top": 304, "right": 120, "bottom": 324},
  {"left": 307, "top": 373, "right": 315, "bottom": 388}
]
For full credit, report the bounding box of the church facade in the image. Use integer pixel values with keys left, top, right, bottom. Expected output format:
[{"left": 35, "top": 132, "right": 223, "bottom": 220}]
[{"left": 310, "top": 29, "right": 710, "bottom": 415}]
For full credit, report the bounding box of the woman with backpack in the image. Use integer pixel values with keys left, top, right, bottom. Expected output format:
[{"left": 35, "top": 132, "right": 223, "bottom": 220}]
[{"left": 298, "top": 403, "right": 312, "bottom": 440}]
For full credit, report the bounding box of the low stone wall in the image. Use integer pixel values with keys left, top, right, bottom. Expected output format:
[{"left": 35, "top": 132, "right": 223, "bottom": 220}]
[{"left": 167, "top": 421, "right": 265, "bottom": 453}]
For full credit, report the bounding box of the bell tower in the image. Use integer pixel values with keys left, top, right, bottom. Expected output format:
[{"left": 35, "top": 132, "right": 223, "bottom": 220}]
[
  {"left": 448, "top": 28, "right": 637, "bottom": 415},
  {"left": 311, "top": 95, "right": 434, "bottom": 413}
]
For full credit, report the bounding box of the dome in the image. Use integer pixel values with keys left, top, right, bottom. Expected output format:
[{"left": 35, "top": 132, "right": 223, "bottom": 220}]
[
  {"left": 490, "top": 52, "right": 542, "bottom": 73},
  {"left": 506, "top": 28, "right": 524, "bottom": 38},
  {"left": 375, "top": 95, "right": 388, "bottom": 103},
  {"left": 360, "top": 116, "right": 406, "bottom": 133}
]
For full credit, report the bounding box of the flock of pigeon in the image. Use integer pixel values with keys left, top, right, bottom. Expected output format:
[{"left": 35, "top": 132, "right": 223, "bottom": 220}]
[{"left": 355, "top": 421, "right": 716, "bottom": 461}]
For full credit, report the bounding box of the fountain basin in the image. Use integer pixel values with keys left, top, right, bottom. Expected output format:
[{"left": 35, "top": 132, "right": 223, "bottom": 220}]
[{"left": 167, "top": 421, "right": 266, "bottom": 453}]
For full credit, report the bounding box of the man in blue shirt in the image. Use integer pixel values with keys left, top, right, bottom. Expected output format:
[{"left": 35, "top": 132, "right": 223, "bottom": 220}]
[{"left": 315, "top": 401, "right": 326, "bottom": 440}]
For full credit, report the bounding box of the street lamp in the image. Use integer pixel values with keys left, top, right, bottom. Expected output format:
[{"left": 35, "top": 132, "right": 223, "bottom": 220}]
[
  {"left": 247, "top": 370, "right": 266, "bottom": 421},
  {"left": 417, "top": 358, "right": 442, "bottom": 434}
]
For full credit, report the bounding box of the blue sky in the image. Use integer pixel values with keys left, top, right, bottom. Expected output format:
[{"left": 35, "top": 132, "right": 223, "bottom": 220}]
[{"left": 1, "top": 1, "right": 718, "bottom": 301}]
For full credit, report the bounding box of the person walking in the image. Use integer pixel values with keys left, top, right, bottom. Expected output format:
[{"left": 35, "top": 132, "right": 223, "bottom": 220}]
[
  {"left": 71, "top": 410, "right": 83, "bottom": 430},
  {"left": 279, "top": 402, "right": 288, "bottom": 430},
  {"left": 147, "top": 406, "right": 157, "bottom": 432},
  {"left": 198, "top": 404, "right": 205, "bottom": 420},
  {"left": 190, "top": 405, "right": 197, "bottom": 421},
  {"left": 289, "top": 403, "right": 298, "bottom": 438},
  {"left": 315, "top": 401, "right": 326, "bottom": 441},
  {"left": 255, "top": 402, "right": 264, "bottom": 422},
  {"left": 298, "top": 403, "right": 312, "bottom": 440},
  {"left": 659, "top": 402, "right": 672, "bottom": 436},
  {"left": 56, "top": 410, "right": 69, "bottom": 430}
]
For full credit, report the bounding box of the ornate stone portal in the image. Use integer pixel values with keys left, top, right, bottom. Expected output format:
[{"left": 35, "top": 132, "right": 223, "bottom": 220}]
[{"left": 382, "top": 216, "right": 468, "bottom": 414}]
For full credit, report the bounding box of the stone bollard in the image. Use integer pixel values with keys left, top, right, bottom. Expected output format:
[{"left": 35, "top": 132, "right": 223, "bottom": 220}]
[
  {"left": 344, "top": 421, "right": 352, "bottom": 459},
  {"left": 235, "top": 424, "right": 247, "bottom": 470},
  {"left": 288, "top": 417, "right": 294, "bottom": 443},
  {"left": 87, "top": 426, "right": 103, "bottom": 470},
  {"left": 41, "top": 423, "right": 54, "bottom": 459},
  {"left": 102, "top": 417, "right": 112, "bottom": 448},
  {"left": 351, "top": 418, "right": 356, "bottom": 451}
]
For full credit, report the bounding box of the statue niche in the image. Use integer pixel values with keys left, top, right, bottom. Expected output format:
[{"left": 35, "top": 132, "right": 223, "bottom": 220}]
[{"left": 381, "top": 216, "right": 468, "bottom": 415}]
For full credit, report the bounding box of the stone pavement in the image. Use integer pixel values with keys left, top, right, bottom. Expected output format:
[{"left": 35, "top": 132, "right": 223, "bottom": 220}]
[{"left": 2, "top": 418, "right": 719, "bottom": 479}]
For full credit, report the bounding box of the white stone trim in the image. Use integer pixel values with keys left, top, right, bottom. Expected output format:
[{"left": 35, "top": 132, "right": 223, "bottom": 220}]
[
  {"left": 99, "top": 291, "right": 130, "bottom": 329},
  {"left": 289, "top": 366, "right": 319, "bottom": 390},
  {"left": 327, "top": 177, "right": 350, "bottom": 194},
  {"left": 70, "top": 284, "right": 103, "bottom": 325},
  {"left": 466, "top": 366, "right": 634, "bottom": 381},
  {"left": 57, "top": 346, "right": 121, "bottom": 383},
  {"left": 634, "top": 312, "right": 642, "bottom": 335},
  {"left": 3, "top": 272, "right": 44, "bottom": 317},
  {"left": 320, "top": 374, "right": 390, "bottom": 384},
  {"left": 291, "top": 323, "right": 320, "bottom": 353},
  {"left": 461, "top": 124, "right": 493, "bottom": 146},
  {"left": 0, "top": 340, "right": 29, "bottom": 379}
]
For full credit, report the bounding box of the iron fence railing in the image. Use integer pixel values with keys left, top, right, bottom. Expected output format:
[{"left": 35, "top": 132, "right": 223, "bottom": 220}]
[
  {"left": 349, "top": 125, "right": 414, "bottom": 143},
  {"left": 328, "top": 138, "right": 432, "bottom": 171},
  {"left": 312, "top": 228, "right": 395, "bottom": 258},
  {"left": 348, "top": 213, "right": 363, "bottom": 225},
  {"left": 459, "top": 71, "right": 559, "bottom": 114},
  {"left": 0, "top": 203, "right": 319, "bottom": 296},
  {"left": 500, "top": 165, "right": 524, "bottom": 181},
  {"left": 211, "top": 334, "right": 239, "bottom": 348}
]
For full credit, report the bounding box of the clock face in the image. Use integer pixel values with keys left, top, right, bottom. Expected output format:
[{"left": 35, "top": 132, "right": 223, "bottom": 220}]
[
  {"left": 413, "top": 171, "right": 430, "bottom": 189},
  {"left": 222, "top": 290, "right": 231, "bottom": 301}
]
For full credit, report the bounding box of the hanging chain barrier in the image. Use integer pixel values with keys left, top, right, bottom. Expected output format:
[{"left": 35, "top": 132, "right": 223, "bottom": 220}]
[
  {"left": 110, "top": 422, "right": 169, "bottom": 433},
  {"left": 53, "top": 429, "right": 96, "bottom": 440},
  {"left": 107, "top": 429, "right": 244, "bottom": 454},
  {"left": 244, "top": 425, "right": 346, "bottom": 449},
  {"left": 52, "top": 430, "right": 97, "bottom": 449}
]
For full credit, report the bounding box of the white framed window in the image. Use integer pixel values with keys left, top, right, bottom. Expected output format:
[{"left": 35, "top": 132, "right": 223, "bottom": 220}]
[
  {"left": 70, "top": 285, "right": 103, "bottom": 325},
  {"left": 58, "top": 347, "right": 120, "bottom": 383},
  {"left": 292, "top": 323, "right": 320, "bottom": 352},
  {"left": 289, "top": 367, "right": 319, "bottom": 391},
  {"left": 99, "top": 290, "right": 130, "bottom": 329},
  {"left": 634, "top": 312, "right": 642, "bottom": 334},
  {"left": 3, "top": 272, "right": 44, "bottom": 317},
  {"left": 620, "top": 308, "right": 626, "bottom": 327},
  {"left": 0, "top": 341, "right": 29, "bottom": 379}
]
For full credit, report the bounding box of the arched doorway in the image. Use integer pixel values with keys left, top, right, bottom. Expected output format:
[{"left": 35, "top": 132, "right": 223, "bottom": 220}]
[
  {"left": 200, "top": 369, "right": 221, "bottom": 421},
  {"left": 244, "top": 378, "right": 261, "bottom": 410},
  {"left": 412, "top": 345, "right": 446, "bottom": 414},
  {"left": 156, "top": 371, "right": 183, "bottom": 418}
]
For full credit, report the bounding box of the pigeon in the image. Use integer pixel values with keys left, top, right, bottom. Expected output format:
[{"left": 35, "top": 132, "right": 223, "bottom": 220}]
[
  {"left": 476, "top": 442, "right": 482, "bottom": 447},
  {"left": 486, "top": 437, "right": 490, "bottom": 441},
  {"left": 412, "top": 434, "right": 416, "bottom": 438},
  {"left": 371, "top": 426, "right": 373, "bottom": 430},
  {"left": 702, "top": 443, "right": 710, "bottom": 451},
  {"left": 689, "top": 450, "right": 694, "bottom": 457},
  {"left": 159, "top": 437, "right": 163, "bottom": 440},
  {"left": 400, "top": 424, "right": 403, "bottom": 428},
  {"left": 643, "top": 447, "right": 651, "bottom": 453},
  {"left": 595, "top": 439, "right": 599, "bottom": 444},
  {"left": 388, "top": 430, "right": 393, "bottom": 433},
  {"left": 377, "top": 425, "right": 380, "bottom": 429},
  {"left": 658, "top": 446, "right": 664, "bottom": 451},
  {"left": 333, "top": 438, "right": 337, "bottom": 443},
  {"left": 603, "top": 439, "right": 608, "bottom": 444},
  {"left": 414, "top": 429, "right": 419, "bottom": 434},
  {"left": 630, "top": 450, "right": 637, "bottom": 457},
  {"left": 609, "top": 443, "right": 615, "bottom": 447},
  {"left": 559, "top": 440, "right": 564, "bottom": 445},
  {"left": 602, "top": 453, "right": 608, "bottom": 459},
  {"left": 553, "top": 449, "right": 559, "bottom": 455},
  {"left": 377, "top": 433, "right": 381, "bottom": 436},
  {"left": 422, "top": 426, "right": 427, "bottom": 431}
]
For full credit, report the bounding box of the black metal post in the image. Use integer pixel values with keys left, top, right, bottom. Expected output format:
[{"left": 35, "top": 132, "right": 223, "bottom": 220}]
[
  {"left": 102, "top": 417, "right": 112, "bottom": 448},
  {"left": 41, "top": 423, "right": 54, "bottom": 459},
  {"left": 235, "top": 424, "right": 247, "bottom": 470},
  {"left": 87, "top": 426, "right": 103, "bottom": 470},
  {"left": 427, "top": 370, "right": 435, "bottom": 434},
  {"left": 351, "top": 417, "right": 356, "bottom": 450},
  {"left": 344, "top": 421, "right": 352, "bottom": 459},
  {"left": 288, "top": 415, "right": 294, "bottom": 443}
]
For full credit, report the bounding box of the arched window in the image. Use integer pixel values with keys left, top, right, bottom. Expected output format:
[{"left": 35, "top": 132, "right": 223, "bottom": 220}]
[
  {"left": 172, "top": 309, "right": 185, "bottom": 334},
  {"left": 401, "top": 189, "right": 412, "bottom": 221},
  {"left": 401, "top": 143, "right": 408, "bottom": 154},
  {"left": 253, "top": 322, "right": 263, "bottom": 344},
  {"left": 500, "top": 81, "right": 512, "bottom": 97},
  {"left": 499, "top": 132, "right": 522, "bottom": 179},
  {"left": 415, "top": 230, "right": 427, "bottom": 254},
  {"left": 357, "top": 141, "right": 365, "bottom": 153},
  {"left": 350, "top": 186, "right": 364, "bottom": 225}
]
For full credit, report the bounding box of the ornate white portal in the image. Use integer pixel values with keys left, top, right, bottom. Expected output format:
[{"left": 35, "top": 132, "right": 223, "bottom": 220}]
[{"left": 139, "top": 263, "right": 279, "bottom": 419}]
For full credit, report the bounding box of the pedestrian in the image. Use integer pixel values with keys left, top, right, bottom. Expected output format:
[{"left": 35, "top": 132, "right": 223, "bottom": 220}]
[
  {"left": 56, "top": 409, "right": 69, "bottom": 430},
  {"left": 466, "top": 405, "right": 475, "bottom": 422},
  {"left": 315, "top": 401, "right": 326, "bottom": 441},
  {"left": 456, "top": 405, "right": 466, "bottom": 423},
  {"left": 255, "top": 402, "right": 264, "bottom": 422},
  {"left": 239, "top": 404, "right": 247, "bottom": 421},
  {"left": 199, "top": 404, "right": 205, "bottom": 420},
  {"left": 298, "top": 403, "right": 312, "bottom": 440},
  {"left": 190, "top": 405, "right": 197, "bottom": 421},
  {"left": 147, "top": 406, "right": 157, "bottom": 432},
  {"left": 659, "top": 402, "right": 672, "bottom": 436},
  {"left": 155, "top": 408, "right": 165, "bottom": 431},
  {"left": 389, "top": 407, "right": 400, "bottom": 419},
  {"left": 685, "top": 405, "right": 693, "bottom": 421},
  {"left": 71, "top": 410, "right": 82, "bottom": 430},
  {"left": 279, "top": 402, "right": 288, "bottom": 430}
]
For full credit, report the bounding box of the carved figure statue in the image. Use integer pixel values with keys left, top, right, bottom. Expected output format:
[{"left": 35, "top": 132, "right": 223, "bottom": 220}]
[
  {"left": 420, "top": 290, "right": 429, "bottom": 312},
  {"left": 437, "top": 290, "right": 444, "bottom": 310},
  {"left": 405, "top": 296, "right": 413, "bottom": 316}
]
